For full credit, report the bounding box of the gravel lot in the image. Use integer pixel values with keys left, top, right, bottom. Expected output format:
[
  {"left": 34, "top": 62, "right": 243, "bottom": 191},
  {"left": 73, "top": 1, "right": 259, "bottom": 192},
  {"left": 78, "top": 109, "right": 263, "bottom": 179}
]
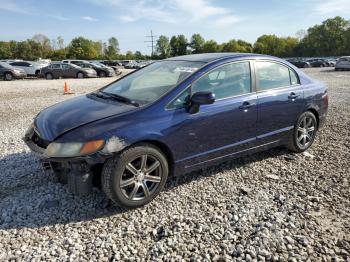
[{"left": 0, "top": 68, "right": 349, "bottom": 261}]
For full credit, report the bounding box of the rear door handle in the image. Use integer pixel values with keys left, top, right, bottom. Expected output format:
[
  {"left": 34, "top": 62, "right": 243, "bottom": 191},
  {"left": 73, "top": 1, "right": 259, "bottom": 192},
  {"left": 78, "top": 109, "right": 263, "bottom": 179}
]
[
  {"left": 239, "top": 101, "right": 256, "bottom": 110},
  {"left": 288, "top": 92, "right": 299, "bottom": 100}
]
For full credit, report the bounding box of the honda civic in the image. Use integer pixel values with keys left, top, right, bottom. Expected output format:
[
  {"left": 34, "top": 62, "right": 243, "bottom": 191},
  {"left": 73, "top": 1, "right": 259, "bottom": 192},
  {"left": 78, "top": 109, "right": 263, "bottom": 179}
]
[{"left": 24, "top": 53, "right": 328, "bottom": 208}]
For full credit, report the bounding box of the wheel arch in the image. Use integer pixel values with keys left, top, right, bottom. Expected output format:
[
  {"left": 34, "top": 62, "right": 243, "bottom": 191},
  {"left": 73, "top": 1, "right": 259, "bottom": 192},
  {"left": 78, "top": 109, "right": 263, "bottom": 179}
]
[
  {"left": 130, "top": 139, "right": 175, "bottom": 176},
  {"left": 306, "top": 107, "right": 319, "bottom": 128}
]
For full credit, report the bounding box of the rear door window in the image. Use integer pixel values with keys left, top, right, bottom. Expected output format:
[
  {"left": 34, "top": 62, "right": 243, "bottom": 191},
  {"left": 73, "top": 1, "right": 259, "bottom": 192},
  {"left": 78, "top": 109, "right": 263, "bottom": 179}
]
[{"left": 256, "top": 61, "right": 297, "bottom": 91}]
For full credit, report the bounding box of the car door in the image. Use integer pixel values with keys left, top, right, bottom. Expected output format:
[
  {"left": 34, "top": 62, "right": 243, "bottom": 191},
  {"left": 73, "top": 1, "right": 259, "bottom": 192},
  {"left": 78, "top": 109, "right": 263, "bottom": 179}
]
[
  {"left": 51, "top": 64, "right": 62, "bottom": 78},
  {"left": 61, "top": 64, "right": 72, "bottom": 78},
  {"left": 166, "top": 61, "right": 258, "bottom": 168},
  {"left": 254, "top": 60, "right": 304, "bottom": 144}
]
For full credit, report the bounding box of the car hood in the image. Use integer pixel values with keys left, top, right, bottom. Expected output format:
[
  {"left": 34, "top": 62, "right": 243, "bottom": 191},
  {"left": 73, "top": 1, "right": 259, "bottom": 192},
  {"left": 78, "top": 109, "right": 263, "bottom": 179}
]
[{"left": 34, "top": 94, "right": 136, "bottom": 141}]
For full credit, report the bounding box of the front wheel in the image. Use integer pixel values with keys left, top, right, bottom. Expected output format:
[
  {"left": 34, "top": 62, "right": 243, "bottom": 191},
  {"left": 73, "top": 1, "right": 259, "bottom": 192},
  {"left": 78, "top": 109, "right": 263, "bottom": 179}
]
[
  {"left": 102, "top": 144, "right": 168, "bottom": 208},
  {"left": 4, "top": 72, "right": 13, "bottom": 81},
  {"left": 98, "top": 71, "right": 106, "bottom": 77},
  {"left": 287, "top": 111, "right": 317, "bottom": 152},
  {"left": 45, "top": 73, "right": 53, "bottom": 80}
]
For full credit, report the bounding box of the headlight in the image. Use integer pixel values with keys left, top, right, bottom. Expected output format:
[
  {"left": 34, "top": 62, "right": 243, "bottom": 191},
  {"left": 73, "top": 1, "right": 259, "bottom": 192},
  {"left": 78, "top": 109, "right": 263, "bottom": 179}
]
[{"left": 44, "top": 140, "right": 105, "bottom": 158}]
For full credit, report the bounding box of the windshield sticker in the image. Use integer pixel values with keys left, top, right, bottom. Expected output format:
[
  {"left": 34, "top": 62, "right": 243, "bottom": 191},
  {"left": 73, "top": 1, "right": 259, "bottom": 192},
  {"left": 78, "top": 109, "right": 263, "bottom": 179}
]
[{"left": 174, "top": 67, "right": 199, "bottom": 73}]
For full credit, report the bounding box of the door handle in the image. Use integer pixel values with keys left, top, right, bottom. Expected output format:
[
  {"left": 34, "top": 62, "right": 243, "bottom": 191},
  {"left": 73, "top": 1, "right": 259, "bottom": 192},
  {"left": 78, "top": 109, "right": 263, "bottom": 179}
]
[
  {"left": 239, "top": 101, "right": 256, "bottom": 110},
  {"left": 288, "top": 92, "right": 299, "bottom": 100}
]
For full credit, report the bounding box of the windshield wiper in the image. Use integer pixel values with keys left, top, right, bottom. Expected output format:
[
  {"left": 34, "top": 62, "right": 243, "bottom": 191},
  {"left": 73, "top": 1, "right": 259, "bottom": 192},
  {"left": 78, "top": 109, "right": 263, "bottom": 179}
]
[{"left": 100, "top": 91, "right": 140, "bottom": 107}]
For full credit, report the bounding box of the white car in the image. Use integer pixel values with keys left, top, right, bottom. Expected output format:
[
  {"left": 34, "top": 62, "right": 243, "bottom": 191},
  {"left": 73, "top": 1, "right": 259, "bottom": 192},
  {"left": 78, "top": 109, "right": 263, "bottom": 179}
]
[
  {"left": 9, "top": 61, "right": 44, "bottom": 76},
  {"left": 335, "top": 56, "right": 350, "bottom": 71}
]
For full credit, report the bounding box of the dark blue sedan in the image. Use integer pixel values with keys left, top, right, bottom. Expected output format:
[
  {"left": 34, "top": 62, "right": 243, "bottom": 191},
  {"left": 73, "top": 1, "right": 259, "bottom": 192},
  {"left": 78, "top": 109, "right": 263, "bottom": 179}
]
[{"left": 24, "top": 53, "right": 328, "bottom": 207}]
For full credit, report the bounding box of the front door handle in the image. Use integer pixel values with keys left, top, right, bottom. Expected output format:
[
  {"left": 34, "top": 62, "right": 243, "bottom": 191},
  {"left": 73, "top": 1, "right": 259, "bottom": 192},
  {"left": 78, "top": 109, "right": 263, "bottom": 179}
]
[
  {"left": 239, "top": 101, "right": 256, "bottom": 110},
  {"left": 288, "top": 92, "right": 299, "bottom": 100}
]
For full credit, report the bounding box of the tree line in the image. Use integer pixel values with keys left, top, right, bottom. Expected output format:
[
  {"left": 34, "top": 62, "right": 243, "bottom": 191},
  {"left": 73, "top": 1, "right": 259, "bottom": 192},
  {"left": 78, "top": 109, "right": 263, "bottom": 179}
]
[{"left": 0, "top": 16, "right": 349, "bottom": 61}]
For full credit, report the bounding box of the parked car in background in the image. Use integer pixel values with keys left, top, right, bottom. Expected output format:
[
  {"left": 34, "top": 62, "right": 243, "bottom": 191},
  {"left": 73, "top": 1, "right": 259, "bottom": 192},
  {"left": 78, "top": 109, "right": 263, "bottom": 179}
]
[
  {"left": 101, "top": 60, "right": 122, "bottom": 67},
  {"left": 124, "top": 61, "right": 139, "bottom": 69},
  {"left": 40, "top": 62, "right": 97, "bottom": 79},
  {"left": 325, "top": 59, "right": 336, "bottom": 67},
  {"left": 286, "top": 59, "right": 311, "bottom": 68},
  {"left": 121, "top": 60, "right": 132, "bottom": 67},
  {"left": 0, "top": 62, "right": 26, "bottom": 81},
  {"left": 98, "top": 60, "right": 122, "bottom": 74},
  {"left": 307, "top": 59, "right": 328, "bottom": 67},
  {"left": 9, "top": 61, "right": 44, "bottom": 76},
  {"left": 335, "top": 56, "right": 350, "bottom": 71},
  {"left": 24, "top": 53, "right": 328, "bottom": 208},
  {"left": 62, "top": 60, "right": 115, "bottom": 77}
]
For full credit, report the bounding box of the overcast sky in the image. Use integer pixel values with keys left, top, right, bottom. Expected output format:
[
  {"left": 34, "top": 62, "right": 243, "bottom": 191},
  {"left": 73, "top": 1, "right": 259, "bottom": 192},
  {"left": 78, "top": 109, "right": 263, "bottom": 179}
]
[{"left": 0, "top": 0, "right": 349, "bottom": 54}]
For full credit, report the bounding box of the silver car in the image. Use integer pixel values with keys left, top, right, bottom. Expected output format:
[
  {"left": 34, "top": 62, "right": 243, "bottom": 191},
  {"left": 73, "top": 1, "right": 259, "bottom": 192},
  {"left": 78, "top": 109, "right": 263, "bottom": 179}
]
[
  {"left": 9, "top": 61, "right": 44, "bottom": 76},
  {"left": 335, "top": 56, "right": 350, "bottom": 71}
]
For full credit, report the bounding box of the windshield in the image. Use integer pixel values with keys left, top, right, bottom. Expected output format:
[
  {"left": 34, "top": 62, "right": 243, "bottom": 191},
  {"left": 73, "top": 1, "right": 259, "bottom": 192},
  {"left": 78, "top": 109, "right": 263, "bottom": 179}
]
[
  {"left": 102, "top": 60, "right": 204, "bottom": 105},
  {"left": 70, "top": 64, "right": 81, "bottom": 68},
  {"left": 91, "top": 62, "right": 106, "bottom": 68},
  {"left": 0, "top": 62, "right": 12, "bottom": 69}
]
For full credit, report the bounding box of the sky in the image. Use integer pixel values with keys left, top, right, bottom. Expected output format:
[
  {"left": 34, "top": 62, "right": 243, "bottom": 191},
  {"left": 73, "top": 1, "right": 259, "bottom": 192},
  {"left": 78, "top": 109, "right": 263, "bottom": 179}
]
[{"left": 0, "top": 0, "right": 349, "bottom": 54}]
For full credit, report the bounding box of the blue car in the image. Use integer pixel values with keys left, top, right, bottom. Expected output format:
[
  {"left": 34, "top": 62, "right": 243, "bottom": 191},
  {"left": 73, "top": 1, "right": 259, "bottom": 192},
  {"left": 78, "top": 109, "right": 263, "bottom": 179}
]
[{"left": 24, "top": 53, "right": 328, "bottom": 207}]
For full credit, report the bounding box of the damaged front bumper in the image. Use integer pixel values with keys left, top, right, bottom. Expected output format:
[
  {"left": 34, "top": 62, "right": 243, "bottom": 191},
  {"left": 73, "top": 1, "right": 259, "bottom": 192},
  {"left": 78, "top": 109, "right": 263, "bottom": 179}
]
[{"left": 23, "top": 134, "right": 113, "bottom": 196}]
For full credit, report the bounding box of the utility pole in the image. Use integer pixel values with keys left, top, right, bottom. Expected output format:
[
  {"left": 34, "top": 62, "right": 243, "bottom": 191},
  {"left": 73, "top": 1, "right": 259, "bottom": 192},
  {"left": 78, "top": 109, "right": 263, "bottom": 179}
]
[{"left": 145, "top": 30, "right": 158, "bottom": 58}]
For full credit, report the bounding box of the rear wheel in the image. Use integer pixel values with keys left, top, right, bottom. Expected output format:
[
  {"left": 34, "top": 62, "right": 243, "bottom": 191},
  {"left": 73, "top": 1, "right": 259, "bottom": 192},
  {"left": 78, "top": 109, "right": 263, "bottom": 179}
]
[
  {"left": 287, "top": 111, "right": 317, "bottom": 152},
  {"left": 45, "top": 73, "right": 53, "bottom": 80},
  {"left": 77, "top": 72, "right": 84, "bottom": 79},
  {"left": 4, "top": 72, "right": 13, "bottom": 81},
  {"left": 102, "top": 144, "right": 168, "bottom": 208},
  {"left": 98, "top": 71, "right": 106, "bottom": 77}
]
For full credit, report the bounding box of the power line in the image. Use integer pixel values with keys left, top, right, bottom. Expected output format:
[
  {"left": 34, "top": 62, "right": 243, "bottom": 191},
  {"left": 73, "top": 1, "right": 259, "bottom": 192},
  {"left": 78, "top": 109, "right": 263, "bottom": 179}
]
[{"left": 144, "top": 30, "right": 158, "bottom": 58}]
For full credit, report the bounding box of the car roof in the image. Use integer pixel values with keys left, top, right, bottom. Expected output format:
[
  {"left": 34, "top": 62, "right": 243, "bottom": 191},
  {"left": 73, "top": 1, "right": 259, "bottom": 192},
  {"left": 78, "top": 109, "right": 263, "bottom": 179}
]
[{"left": 164, "top": 53, "right": 274, "bottom": 63}]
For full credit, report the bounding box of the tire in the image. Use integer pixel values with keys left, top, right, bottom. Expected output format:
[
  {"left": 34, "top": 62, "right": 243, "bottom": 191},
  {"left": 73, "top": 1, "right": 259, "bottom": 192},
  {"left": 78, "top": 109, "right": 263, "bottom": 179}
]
[
  {"left": 77, "top": 72, "right": 84, "bottom": 79},
  {"left": 102, "top": 144, "right": 168, "bottom": 208},
  {"left": 98, "top": 71, "right": 106, "bottom": 77},
  {"left": 303, "top": 64, "right": 309, "bottom": 68},
  {"left": 4, "top": 72, "right": 13, "bottom": 81},
  {"left": 286, "top": 111, "right": 318, "bottom": 153},
  {"left": 45, "top": 73, "right": 53, "bottom": 80}
]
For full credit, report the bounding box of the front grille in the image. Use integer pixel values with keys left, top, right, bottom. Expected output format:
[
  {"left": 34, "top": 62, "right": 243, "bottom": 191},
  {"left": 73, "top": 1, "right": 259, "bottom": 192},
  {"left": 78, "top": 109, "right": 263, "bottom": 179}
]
[{"left": 31, "top": 131, "right": 50, "bottom": 149}]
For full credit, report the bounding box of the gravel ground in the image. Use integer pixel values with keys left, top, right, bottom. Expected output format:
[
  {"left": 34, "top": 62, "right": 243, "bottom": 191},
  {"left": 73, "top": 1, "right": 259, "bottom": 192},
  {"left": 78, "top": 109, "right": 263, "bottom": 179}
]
[{"left": 0, "top": 68, "right": 349, "bottom": 261}]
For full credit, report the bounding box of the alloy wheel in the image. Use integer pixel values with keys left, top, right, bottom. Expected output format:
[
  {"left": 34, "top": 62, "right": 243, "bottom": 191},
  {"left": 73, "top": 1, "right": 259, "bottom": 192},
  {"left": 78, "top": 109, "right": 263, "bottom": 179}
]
[
  {"left": 297, "top": 115, "right": 315, "bottom": 148},
  {"left": 120, "top": 154, "right": 162, "bottom": 201}
]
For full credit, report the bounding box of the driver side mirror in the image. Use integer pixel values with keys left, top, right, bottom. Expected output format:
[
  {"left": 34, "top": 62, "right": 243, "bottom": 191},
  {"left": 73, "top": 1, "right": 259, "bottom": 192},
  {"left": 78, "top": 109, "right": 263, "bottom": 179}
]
[{"left": 187, "top": 91, "right": 215, "bottom": 114}]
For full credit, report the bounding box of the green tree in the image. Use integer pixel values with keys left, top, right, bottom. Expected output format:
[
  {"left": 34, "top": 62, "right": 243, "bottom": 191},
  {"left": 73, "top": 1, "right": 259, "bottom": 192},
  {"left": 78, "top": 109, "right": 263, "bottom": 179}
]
[
  {"left": 134, "top": 51, "right": 143, "bottom": 60},
  {"left": 299, "top": 16, "right": 349, "bottom": 56},
  {"left": 170, "top": 35, "right": 188, "bottom": 56},
  {"left": 105, "top": 37, "right": 120, "bottom": 59},
  {"left": 203, "top": 40, "right": 220, "bottom": 53},
  {"left": 190, "top": 33, "right": 205, "bottom": 54},
  {"left": 0, "top": 42, "right": 12, "bottom": 59},
  {"left": 156, "top": 35, "right": 170, "bottom": 58},
  {"left": 57, "top": 36, "right": 65, "bottom": 49},
  {"left": 32, "top": 33, "right": 52, "bottom": 57},
  {"left": 125, "top": 51, "right": 134, "bottom": 60},
  {"left": 67, "top": 37, "right": 98, "bottom": 59}
]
